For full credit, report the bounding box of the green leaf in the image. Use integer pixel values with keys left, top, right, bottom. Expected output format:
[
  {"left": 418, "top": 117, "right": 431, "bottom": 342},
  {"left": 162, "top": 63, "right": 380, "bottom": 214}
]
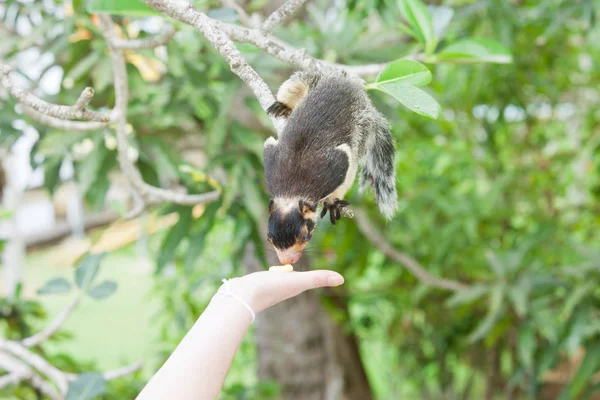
[
  {"left": 156, "top": 207, "right": 193, "bottom": 273},
  {"left": 184, "top": 202, "right": 220, "bottom": 273},
  {"left": 37, "top": 278, "right": 72, "bottom": 295},
  {"left": 375, "top": 59, "right": 432, "bottom": 86},
  {"left": 66, "top": 373, "right": 106, "bottom": 400},
  {"left": 508, "top": 283, "right": 529, "bottom": 318},
  {"left": 398, "top": 23, "right": 419, "bottom": 41},
  {"left": 75, "top": 253, "right": 106, "bottom": 290},
  {"left": 43, "top": 157, "right": 62, "bottom": 196},
  {"left": 236, "top": 43, "right": 262, "bottom": 54},
  {"left": 485, "top": 250, "right": 505, "bottom": 277},
  {"left": 371, "top": 82, "right": 441, "bottom": 119},
  {"left": 217, "top": 163, "right": 243, "bottom": 217},
  {"left": 88, "top": 281, "right": 118, "bottom": 300},
  {"left": 75, "top": 136, "right": 108, "bottom": 196},
  {"left": 207, "top": 7, "right": 239, "bottom": 23},
  {"left": 560, "top": 281, "right": 595, "bottom": 322},
  {"left": 517, "top": 323, "right": 536, "bottom": 369},
  {"left": 446, "top": 284, "right": 488, "bottom": 307},
  {"left": 559, "top": 344, "right": 600, "bottom": 400},
  {"left": 468, "top": 284, "right": 505, "bottom": 343},
  {"left": 91, "top": 58, "right": 113, "bottom": 93},
  {"left": 437, "top": 38, "right": 513, "bottom": 64},
  {"left": 141, "top": 139, "right": 180, "bottom": 183},
  {"left": 109, "top": 199, "right": 129, "bottom": 217},
  {"left": 398, "top": 0, "right": 434, "bottom": 52},
  {"left": 65, "top": 52, "right": 102, "bottom": 83},
  {"left": 85, "top": 0, "right": 158, "bottom": 16},
  {"left": 241, "top": 176, "right": 266, "bottom": 226}
]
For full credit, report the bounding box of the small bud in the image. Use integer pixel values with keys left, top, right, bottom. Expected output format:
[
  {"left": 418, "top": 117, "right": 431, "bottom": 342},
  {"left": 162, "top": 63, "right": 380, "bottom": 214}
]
[
  {"left": 63, "top": 78, "right": 74, "bottom": 89},
  {"left": 127, "top": 147, "right": 139, "bottom": 162},
  {"left": 104, "top": 135, "right": 117, "bottom": 150}
]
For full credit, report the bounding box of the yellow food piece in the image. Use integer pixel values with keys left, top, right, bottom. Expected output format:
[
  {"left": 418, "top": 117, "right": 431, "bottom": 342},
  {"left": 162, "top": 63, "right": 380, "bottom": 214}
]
[{"left": 269, "top": 264, "right": 294, "bottom": 272}]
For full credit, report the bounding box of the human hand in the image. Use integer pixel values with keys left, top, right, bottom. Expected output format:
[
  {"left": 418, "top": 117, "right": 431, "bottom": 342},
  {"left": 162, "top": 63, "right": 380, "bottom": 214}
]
[{"left": 216, "top": 270, "right": 344, "bottom": 315}]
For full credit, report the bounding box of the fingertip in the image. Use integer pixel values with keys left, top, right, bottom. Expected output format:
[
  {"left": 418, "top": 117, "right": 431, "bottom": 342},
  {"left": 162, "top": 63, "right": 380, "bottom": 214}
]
[{"left": 327, "top": 274, "right": 344, "bottom": 286}]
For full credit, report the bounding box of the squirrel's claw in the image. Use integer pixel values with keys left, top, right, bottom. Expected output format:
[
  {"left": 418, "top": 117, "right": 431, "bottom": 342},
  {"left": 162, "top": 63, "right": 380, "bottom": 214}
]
[{"left": 320, "top": 206, "right": 328, "bottom": 219}]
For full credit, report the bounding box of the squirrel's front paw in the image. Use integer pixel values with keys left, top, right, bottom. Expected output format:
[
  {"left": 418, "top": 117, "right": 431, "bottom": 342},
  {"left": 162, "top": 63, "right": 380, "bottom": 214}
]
[{"left": 320, "top": 199, "right": 351, "bottom": 225}]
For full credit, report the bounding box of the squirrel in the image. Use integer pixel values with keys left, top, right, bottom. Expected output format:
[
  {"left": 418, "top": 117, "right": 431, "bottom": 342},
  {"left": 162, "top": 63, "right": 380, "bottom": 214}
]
[{"left": 263, "top": 70, "right": 398, "bottom": 265}]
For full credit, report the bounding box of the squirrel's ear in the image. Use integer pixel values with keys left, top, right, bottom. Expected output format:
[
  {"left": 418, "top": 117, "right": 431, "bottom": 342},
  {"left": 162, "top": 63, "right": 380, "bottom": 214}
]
[
  {"left": 268, "top": 199, "right": 275, "bottom": 214},
  {"left": 298, "top": 199, "right": 317, "bottom": 216}
]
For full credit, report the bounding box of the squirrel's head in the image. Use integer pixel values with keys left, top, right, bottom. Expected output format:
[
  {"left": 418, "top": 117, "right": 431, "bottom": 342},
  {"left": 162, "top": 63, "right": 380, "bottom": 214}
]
[{"left": 267, "top": 198, "right": 318, "bottom": 265}]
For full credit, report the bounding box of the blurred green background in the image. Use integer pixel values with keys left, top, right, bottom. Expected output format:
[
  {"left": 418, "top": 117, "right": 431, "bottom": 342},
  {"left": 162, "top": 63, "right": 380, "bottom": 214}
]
[{"left": 1, "top": 0, "right": 600, "bottom": 399}]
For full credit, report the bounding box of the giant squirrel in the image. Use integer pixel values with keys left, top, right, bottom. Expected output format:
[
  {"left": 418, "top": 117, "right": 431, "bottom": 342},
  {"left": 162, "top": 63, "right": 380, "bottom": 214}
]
[{"left": 263, "top": 70, "right": 398, "bottom": 265}]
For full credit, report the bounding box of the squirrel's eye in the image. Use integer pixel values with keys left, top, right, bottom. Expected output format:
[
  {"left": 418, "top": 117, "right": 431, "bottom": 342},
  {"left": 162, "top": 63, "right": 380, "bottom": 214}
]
[{"left": 301, "top": 234, "right": 310, "bottom": 243}]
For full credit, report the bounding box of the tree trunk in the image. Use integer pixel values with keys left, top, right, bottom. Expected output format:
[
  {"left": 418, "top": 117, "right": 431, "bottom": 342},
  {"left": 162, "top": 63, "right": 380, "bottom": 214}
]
[{"left": 245, "top": 244, "right": 373, "bottom": 400}]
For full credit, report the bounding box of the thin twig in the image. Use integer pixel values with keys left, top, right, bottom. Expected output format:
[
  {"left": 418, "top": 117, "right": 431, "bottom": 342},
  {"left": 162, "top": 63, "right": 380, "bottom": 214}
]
[
  {"left": 103, "top": 360, "right": 144, "bottom": 380},
  {"left": 64, "top": 359, "right": 144, "bottom": 381},
  {"left": 0, "top": 340, "right": 69, "bottom": 393},
  {"left": 22, "top": 105, "right": 107, "bottom": 132},
  {"left": 74, "top": 87, "right": 95, "bottom": 110},
  {"left": 0, "top": 371, "right": 26, "bottom": 389},
  {"left": 0, "top": 352, "right": 60, "bottom": 399},
  {"left": 261, "top": 0, "right": 308, "bottom": 35},
  {"left": 112, "top": 24, "right": 176, "bottom": 49},
  {"left": 353, "top": 208, "right": 468, "bottom": 292},
  {"left": 0, "top": 63, "right": 110, "bottom": 122},
  {"left": 22, "top": 296, "right": 82, "bottom": 348},
  {"left": 216, "top": 21, "right": 390, "bottom": 76},
  {"left": 217, "top": 21, "right": 319, "bottom": 70},
  {"left": 124, "top": 189, "right": 147, "bottom": 219}
]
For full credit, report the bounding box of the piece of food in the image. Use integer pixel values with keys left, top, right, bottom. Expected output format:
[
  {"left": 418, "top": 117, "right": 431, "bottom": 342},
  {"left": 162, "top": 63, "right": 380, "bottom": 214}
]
[{"left": 269, "top": 264, "right": 294, "bottom": 272}]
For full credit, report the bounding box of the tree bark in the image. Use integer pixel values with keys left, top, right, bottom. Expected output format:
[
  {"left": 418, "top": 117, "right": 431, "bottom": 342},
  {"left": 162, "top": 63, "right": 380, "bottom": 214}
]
[{"left": 244, "top": 244, "right": 373, "bottom": 400}]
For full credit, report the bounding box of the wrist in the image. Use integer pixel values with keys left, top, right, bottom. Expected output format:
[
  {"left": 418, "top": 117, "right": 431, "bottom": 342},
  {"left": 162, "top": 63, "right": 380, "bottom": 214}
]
[{"left": 213, "top": 278, "right": 260, "bottom": 321}]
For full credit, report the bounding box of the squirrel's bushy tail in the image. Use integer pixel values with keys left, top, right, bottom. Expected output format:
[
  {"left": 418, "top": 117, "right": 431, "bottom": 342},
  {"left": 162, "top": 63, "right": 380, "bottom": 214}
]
[{"left": 359, "top": 112, "right": 398, "bottom": 220}]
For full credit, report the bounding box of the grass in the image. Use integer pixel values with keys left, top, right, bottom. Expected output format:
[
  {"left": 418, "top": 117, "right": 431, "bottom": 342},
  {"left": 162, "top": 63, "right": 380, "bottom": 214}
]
[{"left": 23, "top": 239, "right": 162, "bottom": 373}]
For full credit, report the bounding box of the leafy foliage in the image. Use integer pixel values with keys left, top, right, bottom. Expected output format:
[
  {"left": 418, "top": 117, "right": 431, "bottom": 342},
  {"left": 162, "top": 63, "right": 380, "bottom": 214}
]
[
  {"left": 66, "top": 373, "right": 106, "bottom": 400},
  {"left": 1, "top": 0, "right": 599, "bottom": 399}
]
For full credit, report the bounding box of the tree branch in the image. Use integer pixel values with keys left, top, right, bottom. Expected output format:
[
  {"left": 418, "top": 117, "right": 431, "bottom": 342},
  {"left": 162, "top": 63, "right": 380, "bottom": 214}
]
[
  {"left": 0, "top": 352, "right": 60, "bottom": 399},
  {"left": 0, "top": 63, "right": 111, "bottom": 122},
  {"left": 22, "top": 105, "right": 108, "bottom": 132},
  {"left": 99, "top": 14, "right": 221, "bottom": 206},
  {"left": 216, "top": 21, "right": 388, "bottom": 76},
  {"left": 0, "top": 340, "right": 69, "bottom": 393},
  {"left": 102, "top": 360, "right": 144, "bottom": 380},
  {"left": 353, "top": 208, "right": 468, "bottom": 292},
  {"left": 218, "top": 21, "right": 319, "bottom": 70},
  {"left": 21, "top": 296, "right": 81, "bottom": 348},
  {"left": 63, "top": 359, "right": 144, "bottom": 382},
  {"left": 0, "top": 372, "right": 26, "bottom": 389},
  {"left": 112, "top": 23, "right": 176, "bottom": 50},
  {"left": 261, "top": 0, "right": 308, "bottom": 35},
  {"left": 74, "top": 87, "right": 95, "bottom": 110}
]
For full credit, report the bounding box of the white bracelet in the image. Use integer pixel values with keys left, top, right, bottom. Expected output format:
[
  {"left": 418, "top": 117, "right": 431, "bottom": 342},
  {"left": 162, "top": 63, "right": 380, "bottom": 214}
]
[{"left": 211, "top": 279, "right": 256, "bottom": 324}]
